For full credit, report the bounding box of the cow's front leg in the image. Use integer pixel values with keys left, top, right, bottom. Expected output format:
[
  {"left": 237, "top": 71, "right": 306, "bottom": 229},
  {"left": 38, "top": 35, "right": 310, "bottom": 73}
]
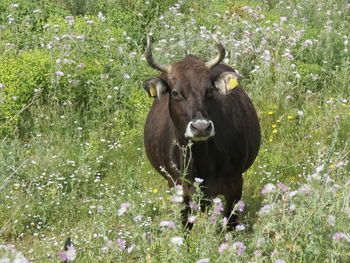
[{"left": 224, "top": 175, "right": 243, "bottom": 231}]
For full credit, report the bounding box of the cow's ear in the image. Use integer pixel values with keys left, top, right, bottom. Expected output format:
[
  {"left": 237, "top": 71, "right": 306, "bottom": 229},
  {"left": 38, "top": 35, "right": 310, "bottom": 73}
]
[
  {"left": 142, "top": 77, "right": 168, "bottom": 99},
  {"left": 214, "top": 71, "right": 242, "bottom": 95}
]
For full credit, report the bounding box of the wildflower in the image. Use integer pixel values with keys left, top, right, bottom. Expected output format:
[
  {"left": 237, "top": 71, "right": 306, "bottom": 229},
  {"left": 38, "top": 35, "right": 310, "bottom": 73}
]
[
  {"left": 117, "top": 202, "right": 131, "bottom": 216},
  {"left": 188, "top": 215, "right": 197, "bottom": 223},
  {"left": 33, "top": 9, "right": 41, "bottom": 13},
  {"left": 262, "top": 50, "right": 271, "bottom": 61},
  {"left": 116, "top": 239, "right": 126, "bottom": 250},
  {"left": 196, "top": 258, "right": 210, "bottom": 263},
  {"left": 287, "top": 115, "right": 294, "bottom": 119},
  {"left": 98, "top": 12, "right": 106, "bottom": 22},
  {"left": 256, "top": 237, "right": 266, "bottom": 247},
  {"left": 236, "top": 200, "right": 245, "bottom": 212},
  {"left": 57, "top": 246, "right": 76, "bottom": 261},
  {"left": 127, "top": 244, "right": 135, "bottom": 254},
  {"left": 86, "top": 20, "right": 94, "bottom": 24},
  {"left": 232, "top": 241, "right": 246, "bottom": 256},
  {"left": 189, "top": 201, "right": 199, "bottom": 210},
  {"left": 133, "top": 215, "right": 143, "bottom": 222},
  {"left": 170, "top": 194, "right": 183, "bottom": 203},
  {"left": 10, "top": 4, "right": 19, "bottom": 8},
  {"left": 195, "top": 177, "right": 204, "bottom": 183},
  {"left": 303, "top": 40, "right": 313, "bottom": 47},
  {"left": 297, "top": 184, "right": 313, "bottom": 195},
  {"left": 268, "top": 111, "right": 274, "bottom": 115},
  {"left": 56, "top": 71, "right": 64, "bottom": 77},
  {"left": 275, "top": 259, "right": 285, "bottom": 263},
  {"left": 332, "top": 232, "right": 350, "bottom": 242},
  {"left": 261, "top": 183, "right": 276, "bottom": 195},
  {"left": 328, "top": 215, "right": 336, "bottom": 226},
  {"left": 0, "top": 84, "right": 4, "bottom": 90},
  {"left": 235, "top": 224, "right": 245, "bottom": 231},
  {"left": 170, "top": 236, "right": 184, "bottom": 246},
  {"left": 272, "top": 129, "right": 278, "bottom": 134},
  {"left": 259, "top": 205, "right": 271, "bottom": 214},
  {"left": 152, "top": 188, "right": 158, "bottom": 194},
  {"left": 123, "top": 73, "right": 130, "bottom": 79},
  {"left": 218, "top": 242, "right": 229, "bottom": 254},
  {"left": 277, "top": 183, "right": 289, "bottom": 192},
  {"left": 280, "top": 16, "right": 287, "bottom": 22},
  {"left": 159, "top": 221, "right": 176, "bottom": 229}
]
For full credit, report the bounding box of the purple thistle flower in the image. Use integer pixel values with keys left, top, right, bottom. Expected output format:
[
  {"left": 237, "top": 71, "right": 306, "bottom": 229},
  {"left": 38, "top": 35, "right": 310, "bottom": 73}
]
[
  {"left": 159, "top": 221, "right": 176, "bottom": 229},
  {"left": 261, "top": 183, "right": 276, "bottom": 195},
  {"left": 57, "top": 246, "right": 76, "bottom": 261},
  {"left": 332, "top": 232, "right": 350, "bottom": 242},
  {"left": 232, "top": 241, "right": 246, "bottom": 256},
  {"left": 116, "top": 239, "right": 126, "bottom": 250},
  {"left": 218, "top": 242, "right": 229, "bottom": 254},
  {"left": 298, "top": 184, "right": 313, "bottom": 195},
  {"left": 118, "top": 202, "right": 131, "bottom": 216},
  {"left": 277, "top": 183, "right": 289, "bottom": 192},
  {"left": 259, "top": 205, "right": 271, "bottom": 214},
  {"left": 56, "top": 71, "right": 64, "bottom": 77},
  {"left": 188, "top": 215, "right": 197, "bottom": 223},
  {"left": 189, "top": 201, "right": 199, "bottom": 211},
  {"left": 127, "top": 244, "right": 135, "bottom": 254},
  {"left": 237, "top": 200, "right": 245, "bottom": 212}
]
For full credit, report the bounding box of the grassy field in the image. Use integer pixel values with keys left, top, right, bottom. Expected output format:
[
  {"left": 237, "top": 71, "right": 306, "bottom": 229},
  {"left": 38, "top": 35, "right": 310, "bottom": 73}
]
[{"left": 0, "top": 0, "right": 349, "bottom": 262}]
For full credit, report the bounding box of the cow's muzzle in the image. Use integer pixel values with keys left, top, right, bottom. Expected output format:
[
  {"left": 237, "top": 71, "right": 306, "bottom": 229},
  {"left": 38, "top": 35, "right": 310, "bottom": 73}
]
[{"left": 184, "top": 119, "right": 215, "bottom": 141}]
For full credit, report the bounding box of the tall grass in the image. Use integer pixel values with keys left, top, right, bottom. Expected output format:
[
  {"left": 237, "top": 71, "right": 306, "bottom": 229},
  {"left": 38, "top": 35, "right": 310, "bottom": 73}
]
[{"left": 0, "top": 0, "right": 349, "bottom": 262}]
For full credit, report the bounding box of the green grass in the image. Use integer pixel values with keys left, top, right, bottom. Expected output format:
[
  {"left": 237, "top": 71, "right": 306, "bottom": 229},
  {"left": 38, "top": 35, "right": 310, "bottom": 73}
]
[{"left": 1, "top": 0, "right": 349, "bottom": 262}]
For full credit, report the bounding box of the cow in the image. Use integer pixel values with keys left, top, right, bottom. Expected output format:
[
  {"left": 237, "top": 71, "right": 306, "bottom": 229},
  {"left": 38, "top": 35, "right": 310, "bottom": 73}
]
[{"left": 142, "top": 35, "right": 261, "bottom": 230}]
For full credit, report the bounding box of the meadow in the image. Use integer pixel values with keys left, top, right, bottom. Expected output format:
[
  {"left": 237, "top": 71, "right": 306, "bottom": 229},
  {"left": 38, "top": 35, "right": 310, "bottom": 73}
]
[{"left": 0, "top": 0, "right": 349, "bottom": 262}]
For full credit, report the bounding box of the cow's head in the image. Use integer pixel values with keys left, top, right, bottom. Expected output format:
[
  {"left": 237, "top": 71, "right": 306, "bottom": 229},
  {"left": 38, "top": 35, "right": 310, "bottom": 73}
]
[{"left": 143, "top": 36, "right": 241, "bottom": 142}]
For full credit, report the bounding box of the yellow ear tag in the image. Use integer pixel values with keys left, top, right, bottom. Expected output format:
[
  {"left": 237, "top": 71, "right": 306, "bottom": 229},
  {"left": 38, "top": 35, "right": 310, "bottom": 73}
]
[
  {"left": 149, "top": 85, "right": 157, "bottom": 97},
  {"left": 228, "top": 78, "right": 239, "bottom": 90}
]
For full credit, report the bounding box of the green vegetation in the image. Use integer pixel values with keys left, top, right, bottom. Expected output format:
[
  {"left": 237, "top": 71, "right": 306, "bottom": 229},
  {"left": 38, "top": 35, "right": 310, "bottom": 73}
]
[{"left": 1, "top": 0, "right": 349, "bottom": 262}]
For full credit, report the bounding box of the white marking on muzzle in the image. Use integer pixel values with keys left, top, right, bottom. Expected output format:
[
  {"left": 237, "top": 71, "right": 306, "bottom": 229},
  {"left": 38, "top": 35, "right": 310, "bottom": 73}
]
[{"left": 184, "top": 119, "right": 215, "bottom": 141}]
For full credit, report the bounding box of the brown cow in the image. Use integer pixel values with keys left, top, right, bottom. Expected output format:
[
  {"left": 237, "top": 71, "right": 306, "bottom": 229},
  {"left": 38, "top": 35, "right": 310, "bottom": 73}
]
[{"left": 142, "top": 36, "right": 261, "bottom": 230}]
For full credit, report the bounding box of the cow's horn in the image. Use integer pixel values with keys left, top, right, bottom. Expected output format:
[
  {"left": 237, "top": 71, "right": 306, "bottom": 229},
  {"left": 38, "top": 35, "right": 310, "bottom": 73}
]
[
  {"left": 146, "top": 35, "right": 171, "bottom": 73},
  {"left": 205, "top": 36, "right": 225, "bottom": 69}
]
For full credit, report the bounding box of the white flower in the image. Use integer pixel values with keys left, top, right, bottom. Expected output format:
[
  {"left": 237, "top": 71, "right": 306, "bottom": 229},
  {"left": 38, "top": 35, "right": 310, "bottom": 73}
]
[{"left": 170, "top": 236, "right": 184, "bottom": 246}]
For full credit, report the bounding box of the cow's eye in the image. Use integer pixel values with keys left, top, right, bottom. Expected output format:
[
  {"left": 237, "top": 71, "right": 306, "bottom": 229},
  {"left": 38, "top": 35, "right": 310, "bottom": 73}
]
[
  {"left": 171, "top": 90, "right": 180, "bottom": 99},
  {"left": 206, "top": 88, "right": 215, "bottom": 98}
]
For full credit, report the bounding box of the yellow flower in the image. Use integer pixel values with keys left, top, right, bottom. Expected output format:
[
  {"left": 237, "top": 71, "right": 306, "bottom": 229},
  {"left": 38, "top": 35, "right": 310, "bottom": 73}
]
[
  {"left": 290, "top": 176, "right": 297, "bottom": 181},
  {"left": 269, "top": 137, "right": 273, "bottom": 142},
  {"left": 153, "top": 188, "right": 158, "bottom": 194},
  {"left": 268, "top": 111, "right": 274, "bottom": 115},
  {"left": 166, "top": 196, "right": 170, "bottom": 200},
  {"left": 272, "top": 129, "right": 278, "bottom": 134},
  {"left": 272, "top": 124, "right": 277, "bottom": 128},
  {"left": 329, "top": 164, "right": 335, "bottom": 169},
  {"left": 287, "top": 115, "right": 294, "bottom": 119},
  {"left": 276, "top": 119, "right": 281, "bottom": 123}
]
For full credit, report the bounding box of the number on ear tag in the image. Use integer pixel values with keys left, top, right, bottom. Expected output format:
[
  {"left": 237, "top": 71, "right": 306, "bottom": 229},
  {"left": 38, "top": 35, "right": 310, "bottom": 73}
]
[{"left": 228, "top": 78, "right": 239, "bottom": 90}]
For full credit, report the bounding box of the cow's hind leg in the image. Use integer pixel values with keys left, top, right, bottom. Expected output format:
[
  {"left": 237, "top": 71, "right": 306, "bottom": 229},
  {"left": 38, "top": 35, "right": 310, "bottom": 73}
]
[{"left": 224, "top": 174, "right": 243, "bottom": 231}]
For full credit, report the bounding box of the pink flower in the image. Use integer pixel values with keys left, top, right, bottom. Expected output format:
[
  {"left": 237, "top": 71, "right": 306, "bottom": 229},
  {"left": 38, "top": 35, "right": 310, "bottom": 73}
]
[
  {"left": 232, "top": 241, "right": 246, "bottom": 256},
  {"left": 56, "top": 71, "right": 64, "bottom": 77},
  {"left": 277, "top": 183, "right": 289, "bottom": 192},
  {"left": 57, "top": 246, "right": 76, "bottom": 261},
  {"left": 116, "top": 239, "right": 126, "bottom": 250},
  {"left": 332, "top": 232, "right": 350, "bottom": 242},
  {"left": 196, "top": 258, "right": 210, "bottom": 263},
  {"left": 237, "top": 200, "right": 245, "bottom": 212},
  {"left": 218, "top": 242, "right": 229, "bottom": 254},
  {"left": 259, "top": 205, "right": 271, "bottom": 214},
  {"left": 160, "top": 221, "right": 176, "bottom": 229},
  {"left": 117, "top": 202, "right": 131, "bottom": 216},
  {"left": 261, "top": 183, "right": 276, "bottom": 195}
]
